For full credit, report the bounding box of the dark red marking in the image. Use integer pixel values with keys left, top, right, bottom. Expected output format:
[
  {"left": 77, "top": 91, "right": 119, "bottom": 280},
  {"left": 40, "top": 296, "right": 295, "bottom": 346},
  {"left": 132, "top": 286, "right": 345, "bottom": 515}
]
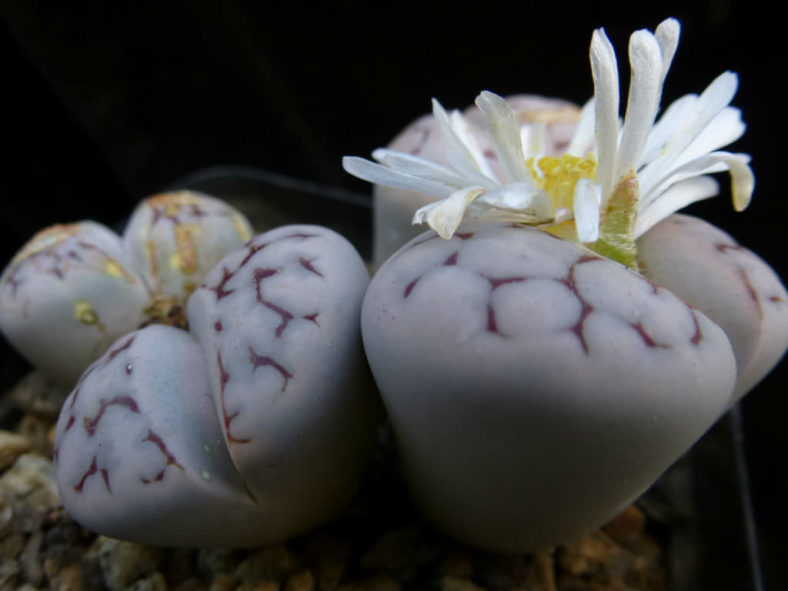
[
  {"left": 214, "top": 321, "right": 223, "bottom": 332},
  {"left": 217, "top": 353, "right": 250, "bottom": 445},
  {"left": 770, "top": 295, "right": 785, "bottom": 303},
  {"left": 486, "top": 303, "right": 499, "bottom": 333},
  {"left": 455, "top": 232, "right": 475, "bottom": 241},
  {"left": 238, "top": 241, "right": 269, "bottom": 270},
  {"left": 74, "top": 456, "right": 110, "bottom": 494},
  {"left": 208, "top": 267, "right": 236, "bottom": 300},
  {"left": 299, "top": 257, "right": 324, "bottom": 276},
  {"left": 689, "top": 310, "right": 704, "bottom": 345},
  {"left": 249, "top": 346, "right": 293, "bottom": 392},
  {"left": 715, "top": 243, "right": 745, "bottom": 253},
  {"left": 303, "top": 313, "right": 320, "bottom": 325},
  {"left": 557, "top": 257, "right": 600, "bottom": 354},
  {"left": 140, "top": 429, "right": 184, "bottom": 484},
  {"left": 83, "top": 395, "right": 140, "bottom": 436},
  {"left": 107, "top": 335, "right": 136, "bottom": 363},
  {"left": 443, "top": 251, "right": 459, "bottom": 266},
  {"left": 488, "top": 276, "right": 526, "bottom": 291},
  {"left": 404, "top": 277, "right": 421, "bottom": 298},
  {"left": 738, "top": 268, "right": 763, "bottom": 319},
  {"left": 630, "top": 322, "right": 669, "bottom": 348},
  {"left": 254, "top": 268, "right": 294, "bottom": 338},
  {"left": 65, "top": 415, "right": 75, "bottom": 431}
]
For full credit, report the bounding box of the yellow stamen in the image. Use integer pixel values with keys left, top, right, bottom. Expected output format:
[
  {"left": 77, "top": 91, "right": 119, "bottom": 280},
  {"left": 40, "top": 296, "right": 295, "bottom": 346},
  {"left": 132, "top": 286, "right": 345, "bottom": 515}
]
[{"left": 527, "top": 154, "right": 597, "bottom": 212}]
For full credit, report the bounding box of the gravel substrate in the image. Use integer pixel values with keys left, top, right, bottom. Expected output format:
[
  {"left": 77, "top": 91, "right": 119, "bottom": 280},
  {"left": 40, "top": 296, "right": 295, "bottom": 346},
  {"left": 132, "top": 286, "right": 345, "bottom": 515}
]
[{"left": 1, "top": 372, "right": 664, "bottom": 591}]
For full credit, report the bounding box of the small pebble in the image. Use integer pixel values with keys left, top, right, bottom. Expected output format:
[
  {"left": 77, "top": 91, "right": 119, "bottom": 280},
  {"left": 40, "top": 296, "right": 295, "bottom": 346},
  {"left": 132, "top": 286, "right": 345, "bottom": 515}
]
[
  {"left": 96, "top": 538, "right": 163, "bottom": 590},
  {"left": 0, "top": 430, "right": 31, "bottom": 470}
]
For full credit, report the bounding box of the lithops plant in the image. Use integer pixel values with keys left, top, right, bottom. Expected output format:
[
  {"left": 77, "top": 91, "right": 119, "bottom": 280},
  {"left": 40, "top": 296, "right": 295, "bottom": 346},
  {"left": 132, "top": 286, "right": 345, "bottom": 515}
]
[
  {"left": 369, "top": 95, "right": 581, "bottom": 267},
  {"left": 0, "top": 222, "right": 150, "bottom": 387},
  {"left": 0, "top": 190, "right": 253, "bottom": 388},
  {"left": 53, "top": 225, "right": 380, "bottom": 547},
  {"left": 345, "top": 18, "right": 788, "bottom": 552}
]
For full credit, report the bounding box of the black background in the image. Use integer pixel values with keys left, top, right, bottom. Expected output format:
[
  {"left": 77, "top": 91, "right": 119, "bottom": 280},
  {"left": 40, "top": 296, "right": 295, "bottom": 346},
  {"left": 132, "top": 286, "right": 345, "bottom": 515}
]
[{"left": 1, "top": 1, "right": 785, "bottom": 588}]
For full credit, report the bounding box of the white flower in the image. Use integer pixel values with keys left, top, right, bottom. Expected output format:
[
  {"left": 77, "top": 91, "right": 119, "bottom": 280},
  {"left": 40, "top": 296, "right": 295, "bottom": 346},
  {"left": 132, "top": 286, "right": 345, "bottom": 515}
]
[{"left": 342, "top": 18, "right": 754, "bottom": 262}]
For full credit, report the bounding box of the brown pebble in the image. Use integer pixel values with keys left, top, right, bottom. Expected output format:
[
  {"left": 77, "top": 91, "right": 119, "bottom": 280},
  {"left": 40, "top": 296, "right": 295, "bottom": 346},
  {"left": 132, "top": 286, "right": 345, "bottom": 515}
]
[
  {"left": 438, "top": 552, "right": 474, "bottom": 579},
  {"left": 19, "top": 530, "right": 44, "bottom": 586},
  {"left": 16, "top": 414, "right": 53, "bottom": 457},
  {"left": 285, "top": 569, "right": 315, "bottom": 591},
  {"left": 0, "top": 430, "right": 31, "bottom": 471},
  {"left": 7, "top": 372, "right": 69, "bottom": 417},
  {"left": 0, "top": 557, "right": 20, "bottom": 590},
  {"left": 0, "top": 531, "right": 25, "bottom": 559},
  {"left": 302, "top": 532, "right": 348, "bottom": 591},
  {"left": 439, "top": 575, "right": 487, "bottom": 591},
  {"left": 236, "top": 582, "right": 280, "bottom": 591},
  {"left": 207, "top": 572, "right": 237, "bottom": 591},
  {"left": 336, "top": 574, "right": 401, "bottom": 591},
  {"left": 96, "top": 537, "right": 163, "bottom": 590},
  {"left": 125, "top": 571, "right": 168, "bottom": 591},
  {"left": 43, "top": 560, "right": 84, "bottom": 591},
  {"left": 235, "top": 544, "right": 300, "bottom": 584}
]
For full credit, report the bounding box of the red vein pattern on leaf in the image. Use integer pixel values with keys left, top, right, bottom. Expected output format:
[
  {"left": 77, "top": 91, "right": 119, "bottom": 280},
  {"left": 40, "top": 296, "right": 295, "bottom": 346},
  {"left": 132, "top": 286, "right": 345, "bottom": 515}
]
[
  {"left": 299, "top": 257, "right": 324, "bottom": 277},
  {"left": 83, "top": 395, "right": 140, "bottom": 436},
  {"left": 107, "top": 335, "right": 136, "bottom": 363},
  {"left": 630, "top": 322, "right": 670, "bottom": 348},
  {"left": 217, "top": 352, "right": 250, "bottom": 445},
  {"left": 74, "top": 455, "right": 111, "bottom": 494},
  {"left": 485, "top": 276, "right": 528, "bottom": 335},
  {"left": 556, "top": 255, "right": 601, "bottom": 354},
  {"left": 249, "top": 346, "right": 293, "bottom": 392},
  {"left": 715, "top": 243, "right": 765, "bottom": 319},
  {"left": 140, "top": 429, "right": 185, "bottom": 484},
  {"left": 689, "top": 309, "right": 704, "bottom": 345},
  {"left": 254, "top": 268, "right": 294, "bottom": 337}
]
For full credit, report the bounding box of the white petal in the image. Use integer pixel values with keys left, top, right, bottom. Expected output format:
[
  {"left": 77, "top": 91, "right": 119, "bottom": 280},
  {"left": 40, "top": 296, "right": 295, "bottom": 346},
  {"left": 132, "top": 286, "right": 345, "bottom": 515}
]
[
  {"left": 342, "top": 156, "right": 454, "bottom": 197},
  {"left": 655, "top": 18, "right": 680, "bottom": 83},
  {"left": 371, "top": 148, "right": 493, "bottom": 189},
  {"left": 637, "top": 72, "right": 740, "bottom": 193},
  {"left": 521, "top": 122, "right": 547, "bottom": 160},
  {"left": 479, "top": 183, "right": 553, "bottom": 216},
  {"left": 573, "top": 179, "right": 602, "bottom": 242},
  {"left": 644, "top": 150, "right": 753, "bottom": 212},
  {"left": 659, "top": 107, "right": 746, "bottom": 173},
  {"left": 590, "top": 28, "right": 621, "bottom": 199},
  {"left": 413, "top": 186, "right": 486, "bottom": 239},
  {"left": 616, "top": 30, "right": 663, "bottom": 181},
  {"left": 635, "top": 176, "right": 719, "bottom": 237},
  {"left": 566, "top": 98, "right": 596, "bottom": 157},
  {"left": 640, "top": 94, "right": 698, "bottom": 165},
  {"left": 475, "top": 91, "right": 531, "bottom": 183},
  {"left": 432, "top": 99, "right": 497, "bottom": 181}
]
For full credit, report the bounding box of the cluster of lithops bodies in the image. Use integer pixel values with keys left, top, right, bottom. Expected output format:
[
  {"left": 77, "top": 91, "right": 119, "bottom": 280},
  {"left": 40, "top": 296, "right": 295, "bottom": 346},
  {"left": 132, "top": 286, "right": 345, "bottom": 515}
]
[
  {"left": 52, "top": 225, "right": 378, "bottom": 547},
  {"left": 2, "top": 16, "right": 787, "bottom": 557},
  {"left": 0, "top": 191, "right": 253, "bottom": 386},
  {"left": 1, "top": 192, "right": 380, "bottom": 548},
  {"left": 346, "top": 17, "right": 788, "bottom": 553}
]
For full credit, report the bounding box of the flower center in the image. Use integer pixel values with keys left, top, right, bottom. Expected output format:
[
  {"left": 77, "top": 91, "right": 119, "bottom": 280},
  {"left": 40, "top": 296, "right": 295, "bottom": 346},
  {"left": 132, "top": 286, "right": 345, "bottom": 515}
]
[{"left": 526, "top": 154, "right": 597, "bottom": 213}]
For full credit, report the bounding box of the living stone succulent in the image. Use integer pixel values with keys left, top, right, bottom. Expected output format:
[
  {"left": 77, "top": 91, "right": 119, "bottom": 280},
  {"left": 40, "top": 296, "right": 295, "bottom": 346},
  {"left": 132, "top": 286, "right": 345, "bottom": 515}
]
[
  {"left": 345, "top": 18, "right": 788, "bottom": 553},
  {"left": 0, "top": 190, "right": 253, "bottom": 387},
  {"left": 52, "top": 225, "right": 379, "bottom": 547}
]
